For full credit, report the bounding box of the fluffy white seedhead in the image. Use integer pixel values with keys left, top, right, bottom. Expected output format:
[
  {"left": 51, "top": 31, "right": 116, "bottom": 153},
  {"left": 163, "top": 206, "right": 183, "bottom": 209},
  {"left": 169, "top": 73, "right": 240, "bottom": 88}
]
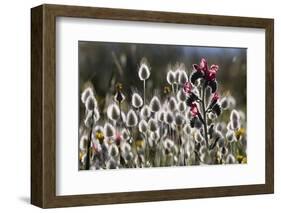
[
  {"left": 104, "top": 122, "right": 115, "bottom": 138},
  {"left": 149, "top": 96, "right": 161, "bottom": 112},
  {"left": 178, "top": 70, "right": 188, "bottom": 85},
  {"left": 121, "top": 128, "right": 130, "bottom": 141},
  {"left": 178, "top": 101, "right": 187, "bottom": 112},
  {"left": 138, "top": 119, "right": 148, "bottom": 133},
  {"left": 79, "top": 135, "right": 88, "bottom": 151},
  {"left": 168, "top": 97, "right": 177, "bottom": 111},
  {"left": 140, "top": 105, "right": 151, "bottom": 119},
  {"left": 220, "top": 97, "right": 229, "bottom": 110},
  {"left": 230, "top": 110, "right": 240, "bottom": 122},
  {"left": 157, "top": 110, "right": 165, "bottom": 122},
  {"left": 175, "top": 113, "right": 185, "bottom": 126},
  {"left": 107, "top": 103, "right": 120, "bottom": 121},
  {"left": 163, "top": 138, "right": 174, "bottom": 150},
  {"left": 81, "top": 87, "right": 94, "bottom": 104},
  {"left": 174, "top": 69, "right": 181, "bottom": 84},
  {"left": 109, "top": 144, "right": 119, "bottom": 158},
  {"left": 126, "top": 109, "right": 138, "bottom": 127},
  {"left": 226, "top": 154, "right": 236, "bottom": 164},
  {"left": 226, "top": 130, "right": 235, "bottom": 142},
  {"left": 93, "top": 108, "right": 100, "bottom": 122},
  {"left": 85, "top": 95, "right": 97, "bottom": 111},
  {"left": 148, "top": 118, "right": 158, "bottom": 132},
  {"left": 228, "top": 96, "right": 236, "bottom": 109},
  {"left": 138, "top": 58, "right": 151, "bottom": 80},
  {"left": 165, "top": 111, "right": 174, "bottom": 124},
  {"left": 132, "top": 93, "right": 143, "bottom": 108},
  {"left": 177, "top": 89, "right": 187, "bottom": 102},
  {"left": 84, "top": 111, "right": 93, "bottom": 128},
  {"left": 230, "top": 110, "right": 240, "bottom": 129},
  {"left": 166, "top": 70, "right": 175, "bottom": 85},
  {"left": 183, "top": 124, "right": 192, "bottom": 136},
  {"left": 195, "top": 131, "right": 203, "bottom": 143}
]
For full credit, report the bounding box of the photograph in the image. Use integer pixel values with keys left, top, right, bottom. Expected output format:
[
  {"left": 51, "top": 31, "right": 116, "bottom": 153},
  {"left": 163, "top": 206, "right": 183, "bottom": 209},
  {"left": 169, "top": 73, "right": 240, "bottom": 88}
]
[{"left": 78, "top": 41, "right": 247, "bottom": 170}]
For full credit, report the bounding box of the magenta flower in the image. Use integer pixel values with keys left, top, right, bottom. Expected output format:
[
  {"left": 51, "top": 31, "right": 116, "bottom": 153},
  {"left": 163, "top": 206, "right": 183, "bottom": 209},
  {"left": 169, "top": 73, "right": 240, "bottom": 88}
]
[
  {"left": 212, "top": 92, "right": 219, "bottom": 102},
  {"left": 190, "top": 102, "right": 199, "bottom": 117},
  {"left": 192, "top": 58, "right": 219, "bottom": 82},
  {"left": 183, "top": 82, "right": 192, "bottom": 94}
]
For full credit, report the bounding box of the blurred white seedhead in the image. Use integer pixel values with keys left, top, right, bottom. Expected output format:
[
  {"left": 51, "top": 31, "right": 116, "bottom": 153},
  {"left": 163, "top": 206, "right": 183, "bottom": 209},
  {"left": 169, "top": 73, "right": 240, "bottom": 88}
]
[
  {"left": 230, "top": 110, "right": 240, "bottom": 129},
  {"left": 149, "top": 96, "right": 161, "bottom": 112},
  {"left": 106, "top": 158, "right": 118, "bottom": 169},
  {"left": 132, "top": 93, "right": 143, "bottom": 108},
  {"left": 92, "top": 140, "right": 102, "bottom": 153},
  {"left": 85, "top": 95, "right": 97, "bottom": 111},
  {"left": 108, "top": 144, "right": 119, "bottom": 158},
  {"left": 226, "top": 130, "right": 235, "bottom": 142},
  {"left": 163, "top": 138, "right": 174, "bottom": 150},
  {"left": 226, "top": 154, "right": 237, "bottom": 164},
  {"left": 81, "top": 87, "right": 94, "bottom": 104},
  {"left": 183, "top": 124, "right": 192, "bottom": 136},
  {"left": 79, "top": 135, "right": 88, "bottom": 151},
  {"left": 140, "top": 105, "right": 151, "bottom": 119},
  {"left": 178, "top": 70, "right": 188, "bottom": 85},
  {"left": 166, "top": 70, "right": 176, "bottom": 85},
  {"left": 107, "top": 103, "right": 120, "bottom": 121},
  {"left": 148, "top": 118, "right": 158, "bottom": 132},
  {"left": 126, "top": 109, "right": 138, "bottom": 127},
  {"left": 195, "top": 131, "right": 204, "bottom": 143},
  {"left": 220, "top": 97, "right": 229, "bottom": 110},
  {"left": 165, "top": 111, "right": 174, "bottom": 125},
  {"left": 138, "top": 58, "right": 151, "bottom": 81},
  {"left": 177, "top": 89, "right": 187, "bottom": 102},
  {"left": 168, "top": 97, "right": 177, "bottom": 111},
  {"left": 228, "top": 95, "right": 236, "bottom": 109},
  {"left": 208, "top": 112, "right": 217, "bottom": 120},
  {"left": 84, "top": 111, "right": 93, "bottom": 128},
  {"left": 121, "top": 142, "right": 131, "bottom": 156},
  {"left": 149, "top": 130, "right": 160, "bottom": 141},
  {"left": 178, "top": 101, "right": 187, "bottom": 112},
  {"left": 175, "top": 113, "right": 185, "bottom": 126},
  {"left": 104, "top": 122, "right": 115, "bottom": 138},
  {"left": 121, "top": 128, "right": 130, "bottom": 141},
  {"left": 138, "top": 119, "right": 148, "bottom": 133},
  {"left": 157, "top": 110, "right": 165, "bottom": 122}
]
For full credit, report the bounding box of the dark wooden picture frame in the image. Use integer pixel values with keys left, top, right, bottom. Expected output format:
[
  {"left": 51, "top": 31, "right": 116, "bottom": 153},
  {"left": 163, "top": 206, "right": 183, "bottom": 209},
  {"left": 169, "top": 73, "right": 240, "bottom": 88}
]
[{"left": 31, "top": 4, "right": 274, "bottom": 208}]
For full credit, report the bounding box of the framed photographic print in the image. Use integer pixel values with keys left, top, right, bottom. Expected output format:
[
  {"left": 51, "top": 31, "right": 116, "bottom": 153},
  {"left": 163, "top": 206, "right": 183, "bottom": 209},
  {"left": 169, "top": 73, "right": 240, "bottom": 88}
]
[{"left": 31, "top": 4, "right": 274, "bottom": 208}]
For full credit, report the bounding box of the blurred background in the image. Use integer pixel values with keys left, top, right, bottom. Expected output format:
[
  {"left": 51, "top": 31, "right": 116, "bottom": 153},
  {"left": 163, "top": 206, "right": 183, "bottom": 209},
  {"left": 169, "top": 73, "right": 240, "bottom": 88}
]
[{"left": 79, "top": 41, "right": 247, "bottom": 121}]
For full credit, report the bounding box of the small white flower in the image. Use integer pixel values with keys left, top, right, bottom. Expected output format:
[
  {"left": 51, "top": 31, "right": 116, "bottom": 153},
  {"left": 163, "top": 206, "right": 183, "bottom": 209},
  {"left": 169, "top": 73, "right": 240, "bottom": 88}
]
[
  {"left": 138, "top": 58, "right": 151, "bottom": 80},
  {"left": 104, "top": 122, "right": 115, "bottom": 138},
  {"left": 139, "top": 120, "right": 148, "bottom": 133},
  {"left": 230, "top": 110, "right": 240, "bottom": 122},
  {"left": 132, "top": 93, "right": 143, "bottom": 108},
  {"left": 149, "top": 96, "right": 161, "bottom": 112},
  {"left": 126, "top": 109, "right": 138, "bottom": 127},
  {"left": 107, "top": 103, "right": 120, "bottom": 121},
  {"left": 166, "top": 70, "right": 175, "bottom": 85}
]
